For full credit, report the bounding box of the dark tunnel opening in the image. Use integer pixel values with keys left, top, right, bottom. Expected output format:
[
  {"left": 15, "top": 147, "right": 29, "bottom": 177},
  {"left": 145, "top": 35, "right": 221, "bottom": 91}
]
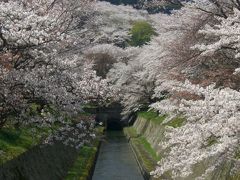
[
  {"left": 94, "top": 103, "right": 124, "bottom": 131},
  {"left": 106, "top": 119, "right": 123, "bottom": 131}
]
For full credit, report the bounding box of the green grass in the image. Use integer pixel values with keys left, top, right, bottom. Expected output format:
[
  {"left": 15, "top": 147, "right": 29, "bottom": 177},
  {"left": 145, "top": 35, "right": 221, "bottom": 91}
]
[
  {"left": 138, "top": 110, "right": 159, "bottom": 120},
  {"left": 230, "top": 173, "right": 240, "bottom": 180},
  {"left": 230, "top": 150, "right": 240, "bottom": 179},
  {"left": 138, "top": 111, "right": 166, "bottom": 124},
  {"left": 138, "top": 110, "right": 186, "bottom": 128},
  {"left": 65, "top": 127, "right": 104, "bottom": 180},
  {"left": 0, "top": 127, "right": 44, "bottom": 164},
  {"left": 128, "top": 21, "right": 157, "bottom": 47},
  {"left": 82, "top": 103, "right": 98, "bottom": 109},
  {"left": 95, "top": 126, "right": 105, "bottom": 135},
  {"left": 125, "top": 126, "right": 160, "bottom": 161},
  {"left": 123, "top": 111, "right": 185, "bottom": 174},
  {"left": 138, "top": 136, "right": 161, "bottom": 161},
  {"left": 124, "top": 127, "right": 138, "bottom": 138},
  {"left": 131, "top": 138, "right": 157, "bottom": 172},
  {"left": 0, "top": 113, "right": 96, "bottom": 165},
  {"left": 204, "top": 136, "right": 218, "bottom": 147},
  {"left": 65, "top": 146, "right": 97, "bottom": 180},
  {"left": 0, "top": 120, "right": 61, "bottom": 164},
  {"left": 165, "top": 116, "right": 185, "bottom": 128},
  {"left": 124, "top": 126, "right": 160, "bottom": 173}
]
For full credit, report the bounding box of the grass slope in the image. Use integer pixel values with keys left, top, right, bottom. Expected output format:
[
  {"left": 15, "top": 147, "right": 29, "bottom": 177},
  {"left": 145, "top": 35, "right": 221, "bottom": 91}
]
[
  {"left": 65, "top": 146, "right": 98, "bottom": 180},
  {"left": 138, "top": 110, "right": 185, "bottom": 128},
  {"left": 0, "top": 126, "right": 46, "bottom": 164},
  {"left": 65, "top": 127, "right": 104, "bottom": 180},
  {"left": 124, "top": 126, "right": 160, "bottom": 174}
]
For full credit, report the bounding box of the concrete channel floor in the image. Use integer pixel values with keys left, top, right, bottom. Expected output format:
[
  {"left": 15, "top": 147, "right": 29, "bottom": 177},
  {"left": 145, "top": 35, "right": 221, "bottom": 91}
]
[{"left": 92, "top": 131, "right": 144, "bottom": 180}]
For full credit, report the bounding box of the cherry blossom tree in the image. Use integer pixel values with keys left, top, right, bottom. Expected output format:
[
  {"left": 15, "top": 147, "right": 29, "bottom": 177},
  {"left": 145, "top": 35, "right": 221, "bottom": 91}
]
[
  {"left": 0, "top": 0, "right": 121, "bottom": 150},
  {"left": 151, "top": 80, "right": 240, "bottom": 179},
  {"left": 0, "top": 0, "right": 114, "bottom": 131},
  {"left": 193, "top": 8, "right": 240, "bottom": 62}
]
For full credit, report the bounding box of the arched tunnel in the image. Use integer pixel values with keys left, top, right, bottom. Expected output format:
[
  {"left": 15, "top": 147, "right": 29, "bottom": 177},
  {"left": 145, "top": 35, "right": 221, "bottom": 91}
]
[
  {"left": 83, "top": 103, "right": 136, "bottom": 130},
  {"left": 94, "top": 103, "right": 127, "bottom": 131}
]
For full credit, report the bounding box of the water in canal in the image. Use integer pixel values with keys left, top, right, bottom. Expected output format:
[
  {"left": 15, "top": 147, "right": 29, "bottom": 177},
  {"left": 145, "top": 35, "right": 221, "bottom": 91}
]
[{"left": 92, "top": 131, "right": 144, "bottom": 180}]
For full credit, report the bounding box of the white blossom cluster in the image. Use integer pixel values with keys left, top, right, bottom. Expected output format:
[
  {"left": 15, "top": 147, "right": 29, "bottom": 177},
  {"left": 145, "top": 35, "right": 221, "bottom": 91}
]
[
  {"left": 0, "top": 0, "right": 115, "bottom": 125},
  {"left": 0, "top": 1, "right": 60, "bottom": 49},
  {"left": 0, "top": 0, "right": 93, "bottom": 52},
  {"left": 150, "top": 99, "right": 178, "bottom": 121},
  {"left": 107, "top": 46, "right": 156, "bottom": 116},
  {"left": 151, "top": 81, "right": 240, "bottom": 179},
  {"left": 84, "top": 44, "right": 125, "bottom": 59},
  {"left": 44, "top": 116, "right": 96, "bottom": 149},
  {"left": 193, "top": 8, "right": 240, "bottom": 57},
  {"left": 74, "top": 62, "right": 117, "bottom": 104}
]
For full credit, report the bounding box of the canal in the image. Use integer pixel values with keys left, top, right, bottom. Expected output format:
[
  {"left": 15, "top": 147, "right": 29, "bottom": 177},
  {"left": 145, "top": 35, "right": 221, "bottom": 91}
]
[{"left": 92, "top": 131, "right": 144, "bottom": 180}]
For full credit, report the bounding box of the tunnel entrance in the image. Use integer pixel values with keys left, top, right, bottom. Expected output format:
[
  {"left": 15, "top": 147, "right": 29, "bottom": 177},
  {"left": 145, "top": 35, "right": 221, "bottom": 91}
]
[
  {"left": 94, "top": 103, "right": 125, "bottom": 131},
  {"left": 106, "top": 119, "right": 123, "bottom": 130}
]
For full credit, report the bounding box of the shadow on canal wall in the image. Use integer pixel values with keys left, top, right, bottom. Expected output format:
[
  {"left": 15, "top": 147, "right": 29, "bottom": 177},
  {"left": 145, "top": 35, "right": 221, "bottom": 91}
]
[{"left": 0, "top": 142, "right": 78, "bottom": 180}]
